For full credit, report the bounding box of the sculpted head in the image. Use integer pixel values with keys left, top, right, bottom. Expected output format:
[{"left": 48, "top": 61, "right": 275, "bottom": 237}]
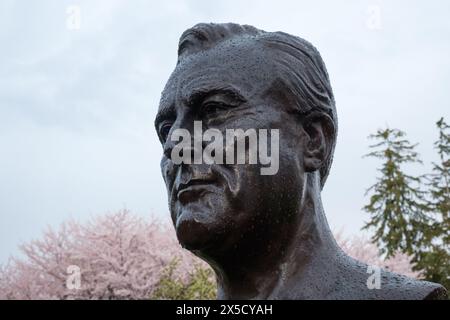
[
  {"left": 154, "top": 23, "right": 448, "bottom": 300},
  {"left": 155, "top": 22, "right": 337, "bottom": 258}
]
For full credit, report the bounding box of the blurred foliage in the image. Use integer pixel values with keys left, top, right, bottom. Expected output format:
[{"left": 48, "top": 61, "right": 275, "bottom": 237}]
[
  {"left": 364, "top": 118, "right": 449, "bottom": 294},
  {"left": 151, "top": 258, "right": 217, "bottom": 300},
  {"left": 416, "top": 118, "right": 450, "bottom": 290}
]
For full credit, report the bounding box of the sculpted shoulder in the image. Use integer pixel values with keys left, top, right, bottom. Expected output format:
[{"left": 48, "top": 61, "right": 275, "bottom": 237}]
[
  {"left": 333, "top": 256, "right": 448, "bottom": 300},
  {"left": 377, "top": 270, "right": 447, "bottom": 300}
]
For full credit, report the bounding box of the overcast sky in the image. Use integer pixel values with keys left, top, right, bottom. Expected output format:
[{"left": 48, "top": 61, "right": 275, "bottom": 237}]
[{"left": 1, "top": 0, "right": 449, "bottom": 263}]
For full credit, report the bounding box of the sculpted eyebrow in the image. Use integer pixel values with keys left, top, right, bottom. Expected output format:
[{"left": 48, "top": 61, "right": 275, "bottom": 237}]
[
  {"left": 186, "top": 87, "right": 246, "bottom": 107},
  {"left": 155, "top": 87, "right": 246, "bottom": 127},
  {"left": 155, "top": 106, "right": 175, "bottom": 127}
]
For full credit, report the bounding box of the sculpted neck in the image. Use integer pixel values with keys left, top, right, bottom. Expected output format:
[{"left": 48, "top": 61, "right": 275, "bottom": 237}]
[{"left": 202, "top": 173, "right": 341, "bottom": 300}]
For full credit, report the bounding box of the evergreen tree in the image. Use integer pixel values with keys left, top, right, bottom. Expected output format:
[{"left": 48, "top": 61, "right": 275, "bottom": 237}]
[
  {"left": 363, "top": 128, "right": 430, "bottom": 258},
  {"left": 416, "top": 118, "right": 450, "bottom": 289}
]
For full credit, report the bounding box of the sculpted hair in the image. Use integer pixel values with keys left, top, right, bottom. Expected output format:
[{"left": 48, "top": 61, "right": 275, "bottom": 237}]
[{"left": 177, "top": 23, "right": 337, "bottom": 188}]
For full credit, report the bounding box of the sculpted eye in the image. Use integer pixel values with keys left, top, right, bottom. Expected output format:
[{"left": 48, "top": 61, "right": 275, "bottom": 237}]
[
  {"left": 159, "top": 122, "right": 173, "bottom": 142},
  {"left": 201, "top": 101, "right": 229, "bottom": 116}
]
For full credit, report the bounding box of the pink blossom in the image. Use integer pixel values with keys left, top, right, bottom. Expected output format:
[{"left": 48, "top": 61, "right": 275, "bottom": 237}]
[{"left": 0, "top": 211, "right": 419, "bottom": 299}]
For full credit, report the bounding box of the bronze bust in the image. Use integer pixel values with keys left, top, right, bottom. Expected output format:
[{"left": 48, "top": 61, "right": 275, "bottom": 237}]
[{"left": 154, "top": 22, "right": 447, "bottom": 299}]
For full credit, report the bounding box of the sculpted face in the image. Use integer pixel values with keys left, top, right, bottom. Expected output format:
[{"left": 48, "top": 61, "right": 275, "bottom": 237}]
[
  {"left": 153, "top": 23, "right": 448, "bottom": 301},
  {"left": 155, "top": 37, "right": 315, "bottom": 255}
]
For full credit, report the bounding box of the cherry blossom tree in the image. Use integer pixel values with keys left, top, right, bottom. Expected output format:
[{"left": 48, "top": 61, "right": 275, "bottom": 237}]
[
  {"left": 0, "top": 210, "right": 418, "bottom": 300},
  {"left": 336, "top": 232, "right": 419, "bottom": 278},
  {"left": 0, "top": 210, "right": 201, "bottom": 299}
]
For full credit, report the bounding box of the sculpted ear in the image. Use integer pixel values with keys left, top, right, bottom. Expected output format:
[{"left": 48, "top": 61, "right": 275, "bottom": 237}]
[{"left": 301, "top": 112, "right": 335, "bottom": 173}]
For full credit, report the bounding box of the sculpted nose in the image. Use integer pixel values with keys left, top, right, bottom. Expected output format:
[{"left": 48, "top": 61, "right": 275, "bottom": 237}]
[
  {"left": 163, "top": 112, "right": 195, "bottom": 161},
  {"left": 164, "top": 138, "right": 179, "bottom": 160},
  {"left": 165, "top": 137, "right": 198, "bottom": 163}
]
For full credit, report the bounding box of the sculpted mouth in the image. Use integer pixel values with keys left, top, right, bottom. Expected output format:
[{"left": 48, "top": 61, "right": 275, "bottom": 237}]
[{"left": 176, "top": 179, "right": 217, "bottom": 204}]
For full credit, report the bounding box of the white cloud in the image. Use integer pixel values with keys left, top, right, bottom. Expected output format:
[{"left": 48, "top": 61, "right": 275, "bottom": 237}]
[{"left": 1, "top": 0, "right": 449, "bottom": 262}]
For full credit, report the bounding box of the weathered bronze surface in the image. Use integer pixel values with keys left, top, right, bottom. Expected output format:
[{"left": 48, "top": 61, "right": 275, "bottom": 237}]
[{"left": 155, "top": 23, "right": 447, "bottom": 300}]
